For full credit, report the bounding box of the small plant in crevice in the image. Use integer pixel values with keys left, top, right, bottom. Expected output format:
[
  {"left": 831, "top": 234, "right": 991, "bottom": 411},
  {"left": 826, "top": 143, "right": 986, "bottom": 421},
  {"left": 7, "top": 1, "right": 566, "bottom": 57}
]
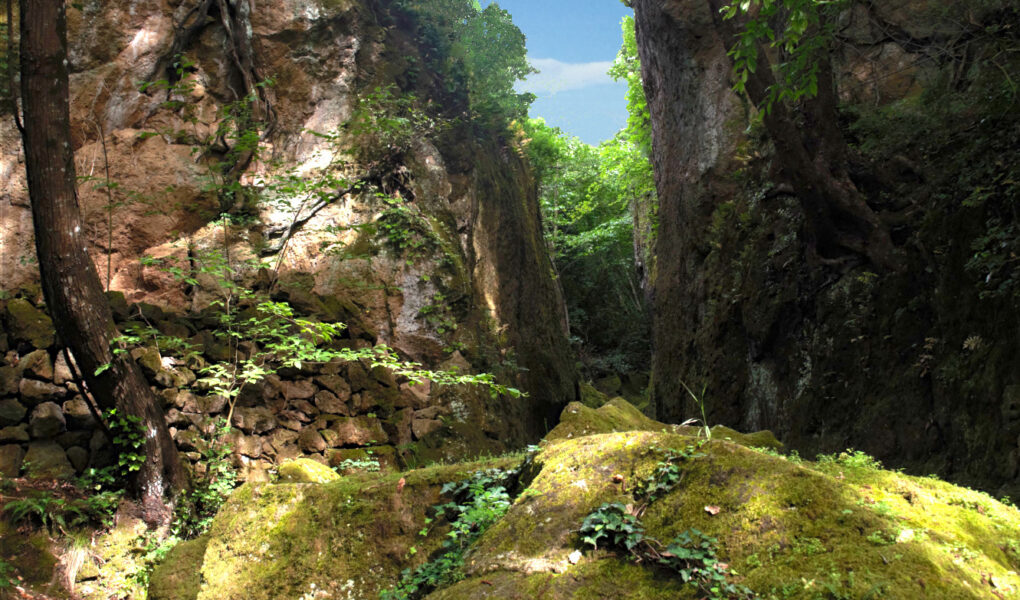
[
  {"left": 578, "top": 442, "right": 755, "bottom": 600},
  {"left": 333, "top": 456, "right": 382, "bottom": 474},
  {"left": 579, "top": 502, "right": 645, "bottom": 552},
  {"left": 380, "top": 467, "right": 521, "bottom": 600},
  {"left": 634, "top": 442, "right": 705, "bottom": 505},
  {"left": 172, "top": 418, "right": 238, "bottom": 539},
  {"left": 0, "top": 557, "right": 16, "bottom": 593},
  {"left": 579, "top": 502, "right": 755, "bottom": 600},
  {"left": 679, "top": 380, "right": 712, "bottom": 440}
]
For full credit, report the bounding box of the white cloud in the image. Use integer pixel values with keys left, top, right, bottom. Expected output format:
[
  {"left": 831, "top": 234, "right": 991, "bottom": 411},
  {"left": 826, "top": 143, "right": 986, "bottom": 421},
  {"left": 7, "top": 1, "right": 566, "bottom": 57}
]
[{"left": 518, "top": 58, "right": 616, "bottom": 95}]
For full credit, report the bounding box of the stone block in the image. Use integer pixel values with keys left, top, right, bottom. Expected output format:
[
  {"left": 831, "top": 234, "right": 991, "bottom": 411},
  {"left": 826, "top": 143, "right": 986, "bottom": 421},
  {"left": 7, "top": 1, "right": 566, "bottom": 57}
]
[
  {"left": 29, "top": 401, "right": 66, "bottom": 438},
  {"left": 0, "top": 425, "right": 29, "bottom": 442},
  {"left": 231, "top": 406, "right": 276, "bottom": 434},
  {"left": 0, "top": 444, "right": 24, "bottom": 477},
  {"left": 0, "top": 398, "right": 27, "bottom": 425},
  {"left": 281, "top": 379, "right": 317, "bottom": 401},
  {"left": 4, "top": 298, "right": 54, "bottom": 349},
  {"left": 330, "top": 416, "right": 387, "bottom": 447},
  {"left": 23, "top": 441, "right": 75, "bottom": 479},
  {"left": 314, "top": 390, "right": 347, "bottom": 415},
  {"left": 0, "top": 365, "right": 19, "bottom": 396},
  {"left": 19, "top": 378, "right": 67, "bottom": 404},
  {"left": 66, "top": 446, "right": 89, "bottom": 473},
  {"left": 62, "top": 396, "right": 97, "bottom": 430},
  {"left": 18, "top": 349, "right": 53, "bottom": 380},
  {"left": 298, "top": 428, "right": 327, "bottom": 453}
]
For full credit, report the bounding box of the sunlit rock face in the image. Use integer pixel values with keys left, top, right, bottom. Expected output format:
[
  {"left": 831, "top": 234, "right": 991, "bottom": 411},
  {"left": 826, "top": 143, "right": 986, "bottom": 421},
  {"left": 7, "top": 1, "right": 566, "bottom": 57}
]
[
  {"left": 0, "top": 0, "right": 575, "bottom": 447},
  {"left": 635, "top": 0, "right": 1020, "bottom": 498}
]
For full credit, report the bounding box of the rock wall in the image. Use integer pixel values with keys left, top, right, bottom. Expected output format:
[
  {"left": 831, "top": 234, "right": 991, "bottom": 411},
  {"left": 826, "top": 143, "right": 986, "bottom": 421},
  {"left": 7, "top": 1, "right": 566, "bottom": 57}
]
[
  {"left": 0, "top": 0, "right": 576, "bottom": 472},
  {"left": 0, "top": 292, "right": 502, "bottom": 482},
  {"left": 635, "top": 0, "right": 1020, "bottom": 496}
]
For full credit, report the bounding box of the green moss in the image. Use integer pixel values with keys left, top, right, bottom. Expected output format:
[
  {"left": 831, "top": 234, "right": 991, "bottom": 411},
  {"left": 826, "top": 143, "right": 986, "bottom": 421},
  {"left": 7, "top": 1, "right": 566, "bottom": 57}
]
[
  {"left": 451, "top": 432, "right": 1020, "bottom": 599},
  {"left": 430, "top": 559, "right": 692, "bottom": 600},
  {"left": 277, "top": 458, "right": 341, "bottom": 483},
  {"left": 544, "top": 398, "right": 673, "bottom": 441},
  {"left": 193, "top": 456, "right": 520, "bottom": 600},
  {"left": 148, "top": 536, "right": 209, "bottom": 600},
  {"left": 578, "top": 383, "right": 610, "bottom": 408}
]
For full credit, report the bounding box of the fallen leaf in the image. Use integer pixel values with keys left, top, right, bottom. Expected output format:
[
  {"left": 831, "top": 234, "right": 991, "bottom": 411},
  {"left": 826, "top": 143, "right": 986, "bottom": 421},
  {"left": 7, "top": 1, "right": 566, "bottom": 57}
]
[{"left": 704, "top": 505, "right": 721, "bottom": 515}]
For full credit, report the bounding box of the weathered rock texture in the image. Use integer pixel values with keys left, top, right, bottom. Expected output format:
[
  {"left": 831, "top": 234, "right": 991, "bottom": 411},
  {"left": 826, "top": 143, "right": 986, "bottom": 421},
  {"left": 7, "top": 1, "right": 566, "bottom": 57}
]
[
  {"left": 635, "top": 0, "right": 1020, "bottom": 497},
  {"left": 0, "top": 0, "right": 576, "bottom": 462}
]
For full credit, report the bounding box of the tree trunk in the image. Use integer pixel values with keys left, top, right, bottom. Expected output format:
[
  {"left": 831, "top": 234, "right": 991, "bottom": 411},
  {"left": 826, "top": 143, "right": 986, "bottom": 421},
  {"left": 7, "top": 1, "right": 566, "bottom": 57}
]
[
  {"left": 704, "top": 0, "right": 903, "bottom": 272},
  {"left": 19, "top": 0, "right": 185, "bottom": 525}
]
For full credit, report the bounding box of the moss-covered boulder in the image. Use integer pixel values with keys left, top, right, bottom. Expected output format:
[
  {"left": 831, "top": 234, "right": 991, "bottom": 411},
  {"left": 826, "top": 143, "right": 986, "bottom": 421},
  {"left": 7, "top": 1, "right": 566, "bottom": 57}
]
[
  {"left": 276, "top": 458, "right": 341, "bottom": 483},
  {"left": 145, "top": 404, "right": 1020, "bottom": 600},
  {"left": 437, "top": 433, "right": 1020, "bottom": 599},
  {"left": 4, "top": 298, "right": 55, "bottom": 349},
  {"left": 545, "top": 397, "right": 781, "bottom": 451},
  {"left": 150, "top": 457, "right": 520, "bottom": 600},
  {"left": 545, "top": 398, "right": 673, "bottom": 441},
  {"left": 149, "top": 536, "right": 210, "bottom": 600}
]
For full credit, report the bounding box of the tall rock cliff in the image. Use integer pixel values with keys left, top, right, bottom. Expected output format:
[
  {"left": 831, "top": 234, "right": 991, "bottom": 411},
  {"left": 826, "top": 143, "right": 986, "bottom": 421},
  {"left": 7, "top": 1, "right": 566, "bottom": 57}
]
[
  {"left": 635, "top": 0, "right": 1020, "bottom": 496},
  {"left": 0, "top": 0, "right": 575, "bottom": 458}
]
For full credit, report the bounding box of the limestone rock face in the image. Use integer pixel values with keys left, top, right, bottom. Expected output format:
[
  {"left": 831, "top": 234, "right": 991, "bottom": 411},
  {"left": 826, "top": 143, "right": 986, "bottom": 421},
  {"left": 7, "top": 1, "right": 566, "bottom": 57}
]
[
  {"left": 634, "top": 0, "right": 1020, "bottom": 497},
  {"left": 0, "top": 0, "right": 576, "bottom": 450}
]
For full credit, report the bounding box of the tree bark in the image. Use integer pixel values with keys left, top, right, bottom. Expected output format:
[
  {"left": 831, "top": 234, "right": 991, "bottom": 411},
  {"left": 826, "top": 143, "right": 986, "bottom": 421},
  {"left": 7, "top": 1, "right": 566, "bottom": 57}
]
[
  {"left": 19, "top": 0, "right": 185, "bottom": 525},
  {"left": 704, "top": 0, "right": 903, "bottom": 272}
]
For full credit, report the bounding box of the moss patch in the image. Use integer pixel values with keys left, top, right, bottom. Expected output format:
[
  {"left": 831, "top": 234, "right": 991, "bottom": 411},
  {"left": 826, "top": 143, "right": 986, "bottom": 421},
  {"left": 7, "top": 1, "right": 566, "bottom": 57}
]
[
  {"left": 149, "top": 536, "right": 209, "bottom": 600},
  {"left": 544, "top": 398, "right": 673, "bottom": 441},
  {"left": 151, "top": 456, "right": 520, "bottom": 600},
  {"left": 277, "top": 458, "right": 342, "bottom": 483}
]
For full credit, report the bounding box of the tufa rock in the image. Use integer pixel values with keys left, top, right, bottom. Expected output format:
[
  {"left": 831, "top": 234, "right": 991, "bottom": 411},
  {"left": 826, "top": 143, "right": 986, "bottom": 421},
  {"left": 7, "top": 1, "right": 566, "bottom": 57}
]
[
  {"left": 174, "top": 428, "right": 202, "bottom": 452},
  {"left": 411, "top": 418, "right": 443, "bottom": 440},
  {"left": 56, "top": 430, "right": 92, "bottom": 449},
  {"left": 314, "top": 374, "right": 352, "bottom": 402},
  {"left": 29, "top": 401, "right": 67, "bottom": 438},
  {"left": 4, "top": 298, "right": 54, "bottom": 349},
  {"left": 148, "top": 535, "right": 209, "bottom": 600},
  {"left": 281, "top": 379, "right": 317, "bottom": 401},
  {"left": 105, "top": 290, "right": 130, "bottom": 320}
]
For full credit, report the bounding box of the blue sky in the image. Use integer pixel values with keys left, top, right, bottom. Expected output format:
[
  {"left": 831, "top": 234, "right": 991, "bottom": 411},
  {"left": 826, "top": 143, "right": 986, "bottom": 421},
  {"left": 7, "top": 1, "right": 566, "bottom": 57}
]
[{"left": 482, "top": 0, "right": 633, "bottom": 145}]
